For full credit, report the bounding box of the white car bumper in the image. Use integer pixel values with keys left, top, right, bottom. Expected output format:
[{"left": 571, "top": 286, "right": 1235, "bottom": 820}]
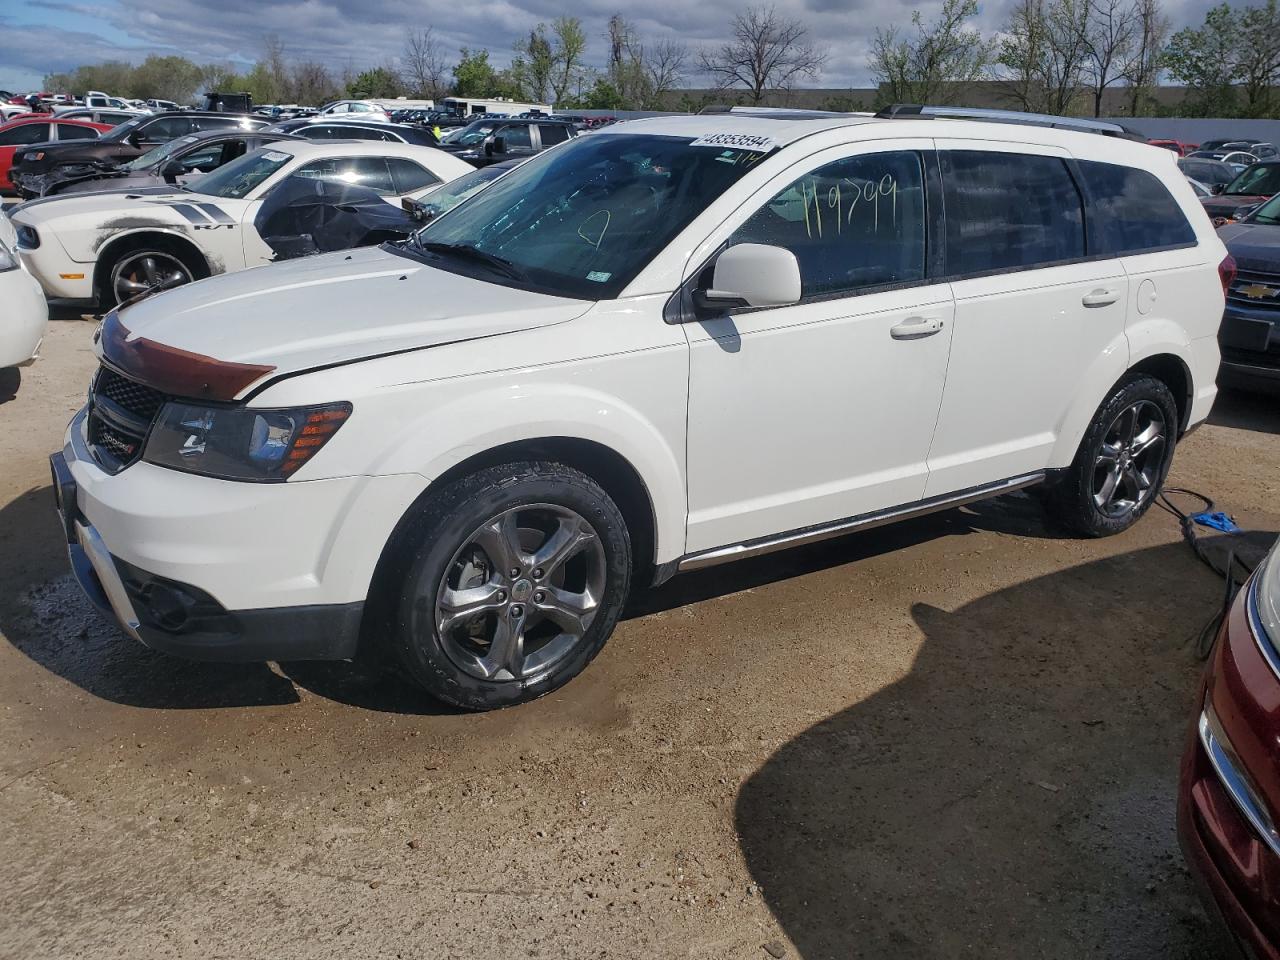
[{"left": 54, "top": 407, "right": 425, "bottom": 661}]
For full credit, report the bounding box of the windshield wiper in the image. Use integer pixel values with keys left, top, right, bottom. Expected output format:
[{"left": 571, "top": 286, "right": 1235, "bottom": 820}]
[{"left": 416, "top": 240, "right": 528, "bottom": 281}]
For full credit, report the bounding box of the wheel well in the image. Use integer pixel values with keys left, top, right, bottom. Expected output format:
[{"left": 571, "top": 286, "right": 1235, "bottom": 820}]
[
  {"left": 359, "top": 438, "right": 659, "bottom": 656},
  {"left": 1129, "top": 353, "right": 1191, "bottom": 434},
  {"left": 93, "top": 231, "right": 209, "bottom": 302}
]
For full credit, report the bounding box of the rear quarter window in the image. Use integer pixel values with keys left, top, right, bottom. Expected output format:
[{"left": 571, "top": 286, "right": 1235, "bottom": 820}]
[{"left": 1078, "top": 160, "right": 1196, "bottom": 254}]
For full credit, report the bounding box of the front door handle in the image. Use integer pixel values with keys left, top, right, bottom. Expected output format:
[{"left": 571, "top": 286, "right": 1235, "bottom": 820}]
[
  {"left": 890, "top": 316, "right": 945, "bottom": 340},
  {"left": 1082, "top": 289, "right": 1119, "bottom": 307}
]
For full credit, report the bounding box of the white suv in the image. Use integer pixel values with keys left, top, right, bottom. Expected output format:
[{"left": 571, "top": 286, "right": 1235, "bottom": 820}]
[{"left": 51, "top": 110, "right": 1228, "bottom": 709}]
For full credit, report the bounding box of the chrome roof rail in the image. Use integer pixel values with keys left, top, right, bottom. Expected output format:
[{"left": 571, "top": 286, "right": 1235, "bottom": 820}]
[{"left": 873, "top": 103, "right": 1146, "bottom": 141}]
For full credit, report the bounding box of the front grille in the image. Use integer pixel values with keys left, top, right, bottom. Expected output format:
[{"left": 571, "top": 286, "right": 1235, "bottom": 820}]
[
  {"left": 1226, "top": 268, "right": 1280, "bottom": 312},
  {"left": 86, "top": 366, "right": 170, "bottom": 472}
]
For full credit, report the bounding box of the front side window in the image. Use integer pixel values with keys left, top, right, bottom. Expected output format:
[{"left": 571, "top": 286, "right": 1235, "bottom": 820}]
[
  {"left": 142, "top": 116, "right": 193, "bottom": 141},
  {"left": 186, "top": 148, "right": 292, "bottom": 199},
  {"left": 414, "top": 133, "right": 763, "bottom": 299},
  {"left": 729, "top": 151, "right": 927, "bottom": 299},
  {"left": 502, "top": 125, "right": 532, "bottom": 149},
  {"left": 387, "top": 157, "right": 438, "bottom": 194},
  {"left": 1078, "top": 160, "right": 1196, "bottom": 254},
  {"left": 942, "top": 150, "right": 1084, "bottom": 275},
  {"left": 294, "top": 156, "right": 396, "bottom": 194}
]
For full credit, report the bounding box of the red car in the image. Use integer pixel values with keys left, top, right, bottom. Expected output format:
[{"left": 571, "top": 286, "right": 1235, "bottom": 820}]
[
  {"left": 0, "top": 116, "right": 112, "bottom": 191},
  {"left": 1179, "top": 539, "right": 1280, "bottom": 959},
  {"left": 1150, "top": 138, "right": 1198, "bottom": 156}
]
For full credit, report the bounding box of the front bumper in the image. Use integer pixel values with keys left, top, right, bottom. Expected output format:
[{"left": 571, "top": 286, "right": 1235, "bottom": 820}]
[
  {"left": 0, "top": 266, "right": 48, "bottom": 368},
  {"left": 1219, "top": 309, "right": 1280, "bottom": 394},
  {"left": 1178, "top": 585, "right": 1280, "bottom": 960},
  {"left": 50, "top": 408, "right": 425, "bottom": 662}
]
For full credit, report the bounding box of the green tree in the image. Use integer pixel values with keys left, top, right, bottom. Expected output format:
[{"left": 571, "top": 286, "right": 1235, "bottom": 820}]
[
  {"left": 514, "top": 26, "right": 554, "bottom": 101},
  {"left": 346, "top": 66, "right": 402, "bottom": 99},
  {"left": 1164, "top": 4, "right": 1241, "bottom": 116},
  {"left": 131, "top": 55, "right": 203, "bottom": 102},
  {"left": 452, "top": 48, "right": 498, "bottom": 97},
  {"left": 869, "top": 0, "right": 996, "bottom": 106},
  {"left": 549, "top": 16, "right": 587, "bottom": 105}
]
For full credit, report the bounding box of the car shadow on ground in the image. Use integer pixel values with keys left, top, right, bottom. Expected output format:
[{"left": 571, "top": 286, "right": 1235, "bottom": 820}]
[
  {"left": 1, "top": 480, "right": 1068, "bottom": 715},
  {"left": 1209, "top": 386, "right": 1280, "bottom": 434},
  {"left": 734, "top": 536, "right": 1276, "bottom": 960}
]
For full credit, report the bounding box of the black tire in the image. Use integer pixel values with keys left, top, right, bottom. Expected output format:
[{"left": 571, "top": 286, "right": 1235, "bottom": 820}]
[
  {"left": 388, "top": 461, "right": 632, "bottom": 710},
  {"left": 100, "top": 239, "right": 205, "bottom": 309},
  {"left": 1045, "top": 373, "right": 1179, "bottom": 537}
]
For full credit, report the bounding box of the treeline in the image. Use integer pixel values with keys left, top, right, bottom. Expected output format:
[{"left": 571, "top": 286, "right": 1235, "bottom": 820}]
[{"left": 40, "top": 0, "right": 1280, "bottom": 117}]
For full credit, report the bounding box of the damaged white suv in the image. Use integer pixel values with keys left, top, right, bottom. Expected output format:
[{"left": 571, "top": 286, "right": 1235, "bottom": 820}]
[{"left": 53, "top": 109, "right": 1227, "bottom": 709}]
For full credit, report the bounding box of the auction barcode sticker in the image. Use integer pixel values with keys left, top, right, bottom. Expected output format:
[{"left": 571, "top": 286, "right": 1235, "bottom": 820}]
[{"left": 689, "top": 133, "right": 778, "bottom": 152}]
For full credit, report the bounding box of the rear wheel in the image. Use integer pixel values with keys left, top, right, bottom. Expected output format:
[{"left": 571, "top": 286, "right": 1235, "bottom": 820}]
[
  {"left": 389, "top": 462, "right": 632, "bottom": 710},
  {"left": 1046, "top": 374, "right": 1178, "bottom": 537}
]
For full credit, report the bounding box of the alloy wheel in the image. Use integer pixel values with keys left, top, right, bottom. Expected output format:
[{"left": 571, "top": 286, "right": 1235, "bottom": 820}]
[
  {"left": 1091, "top": 399, "right": 1167, "bottom": 519},
  {"left": 433, "top": 504, "right": 606, "bottom": 682},
  {"left": 112, "top": 251, "right": 192, "bottom": 305}
]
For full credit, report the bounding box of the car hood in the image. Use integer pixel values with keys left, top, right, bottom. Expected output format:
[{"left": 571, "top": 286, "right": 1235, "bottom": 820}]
[
  {"left": 112, "top": 245, "right": 592, "bottom": 385},
  {"left": 1203, "top": 194, "right": 1270, "bottom": 217},
  {"left": 13, "top": 188, "right": 204, "bottom": 223},
  {"left": 1217, "top": 220, "right": 1280, "bottom": 271}
]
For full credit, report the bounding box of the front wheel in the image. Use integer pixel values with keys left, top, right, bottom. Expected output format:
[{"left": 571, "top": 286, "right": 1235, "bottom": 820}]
[
  {"left": 105, "top": 247, "right": 197, "bottom": 308},
  {"left": 1045, "top": 374, "right": 1178, "bottom": 537},
  {"left": 389, "top": 462, "right": 632, "bottom": 710}
]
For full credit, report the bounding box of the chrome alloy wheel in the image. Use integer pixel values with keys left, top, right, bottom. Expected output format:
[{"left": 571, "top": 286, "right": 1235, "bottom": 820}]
[
  {"left": 111, "top": 251, "right": 192, "bottom": 304},
  {"left": 1092, "top": 399, "right": 1167, "bottom": 519},
  {"left": 434, "top": 504, "right": 606, "bottom": 682}
]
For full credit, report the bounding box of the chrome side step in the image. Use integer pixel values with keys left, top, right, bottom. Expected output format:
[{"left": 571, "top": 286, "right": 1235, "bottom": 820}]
[{"left": 676, "top": 472, "right": 1046, "bottom": 572}]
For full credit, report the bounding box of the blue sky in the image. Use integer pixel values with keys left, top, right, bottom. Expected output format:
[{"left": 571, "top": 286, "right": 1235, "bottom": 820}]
[{"left": 0, "top": 0, "right": 1217, "bottom": 97}]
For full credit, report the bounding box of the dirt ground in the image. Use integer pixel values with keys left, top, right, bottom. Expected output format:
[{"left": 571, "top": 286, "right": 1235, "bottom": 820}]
[{"left": 1, "top": 318, "right": 1278, "bottom": 960}]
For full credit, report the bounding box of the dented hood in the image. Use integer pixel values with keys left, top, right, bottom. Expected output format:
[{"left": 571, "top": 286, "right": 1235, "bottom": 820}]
[{"left": 112, "top": 245, "right": 591, "bottom": 388}]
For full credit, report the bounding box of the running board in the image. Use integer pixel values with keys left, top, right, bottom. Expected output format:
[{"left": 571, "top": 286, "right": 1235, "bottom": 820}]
[{"left": 676, "top": 472, "right": 1047, "bottom": 573}]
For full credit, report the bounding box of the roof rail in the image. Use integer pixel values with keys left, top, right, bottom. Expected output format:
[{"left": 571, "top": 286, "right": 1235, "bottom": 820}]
[
  {"left": 698, "top": 105, "right": 853, "bottom": 119},
  {"left": 873, "top": 104, "right": 1145, "bottom": 141}
]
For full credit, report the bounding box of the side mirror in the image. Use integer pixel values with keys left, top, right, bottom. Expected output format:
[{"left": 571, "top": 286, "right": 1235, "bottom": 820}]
[
  {"left": 490, "top": 135, "right": 506, "bottom": 155},
  {"left": 127, "top": 131, "right": 142, "bottom": 147},
  {"left": 695, "top": 243, "right": 802, "bottom": 312},
  {"left": 161, "top": 159, "right": 184, "bottom": 184},
  {"left": 1211, "top": 183, "right": 1226, "bottom": 195}
]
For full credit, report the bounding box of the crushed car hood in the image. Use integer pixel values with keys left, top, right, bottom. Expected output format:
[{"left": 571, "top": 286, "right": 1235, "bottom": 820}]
[
  {"left": 113, "top": 245, "right": 592, "bottom": 385},
  {"left": 1217, "top": 220, "right": 1280, "bottom": 270},
  {"left": 1202, "top": 194, "right": 1269, "bottom": 218}
]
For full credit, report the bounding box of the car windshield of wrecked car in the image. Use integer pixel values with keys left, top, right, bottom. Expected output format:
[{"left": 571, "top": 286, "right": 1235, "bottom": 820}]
[
  {"left": 184, "top": 148, "right": 291, "bottom": 199},
  {"left": 404, "top": 133, "right": 765, "bottom": 300},
  {"left": 1226, "top": 163, "right": 1280, "bottom": 195},
  {"left": 101, "top": 116, "right": 146, "bottom": 142},
  {"left": 121, "top": 135, "right": 199, "bottom": 172},
  {"left": 1244, "top": 192, "right": 1280, "bottom": 225},
  {"left": 444, "top": 122, "right": 498, "bottom": 146}
]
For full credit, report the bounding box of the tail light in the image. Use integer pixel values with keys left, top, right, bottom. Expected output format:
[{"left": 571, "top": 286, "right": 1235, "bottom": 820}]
[{"left": 1219, "top": 253, "right": 1237, "bottom": 295}]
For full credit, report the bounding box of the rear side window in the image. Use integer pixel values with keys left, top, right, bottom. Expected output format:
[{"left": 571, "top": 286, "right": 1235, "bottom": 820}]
[
  {"left": 538, "top": 123, "right": 570, "bottom": 146},
  {"left": 1078, "top": 160, "right": 1196, "bottom": 254},
  {"left": 730, "top": 150, "right": 927, "bottom": 299},
  {"left": 942, "top": 151, "right": 1084, "bottom": 274}
]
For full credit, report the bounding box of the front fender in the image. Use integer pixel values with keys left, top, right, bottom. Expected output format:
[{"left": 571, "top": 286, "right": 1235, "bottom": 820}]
[{"left": 371, "top": 381, "right": 687, "bottom": 563}]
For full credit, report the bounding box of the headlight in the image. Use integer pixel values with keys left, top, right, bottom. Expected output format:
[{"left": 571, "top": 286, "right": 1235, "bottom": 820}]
[
  {"left": 142, "top": 401, "right": 351, "bottom": 481},
  {"left": 22, "top": 151, "right": 44, "bottom": 162},
  {"left": 0, "top": 240, "right": 17, "bottom": 272},
  {"left": 15, "top": 225, "right": 39, "bottom": 250}
]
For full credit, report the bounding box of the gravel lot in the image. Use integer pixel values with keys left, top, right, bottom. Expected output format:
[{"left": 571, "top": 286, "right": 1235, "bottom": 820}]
[{"left": 2, "top": 318, "right": 1277, "bottom": 959}]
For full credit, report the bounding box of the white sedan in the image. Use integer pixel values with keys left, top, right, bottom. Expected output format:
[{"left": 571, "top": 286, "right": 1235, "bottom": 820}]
[
  {"left": 9, "top": 139, "right": 472, "bottom": 308},
  {"left": 0, "top": 213, "right": 47, "bottom": 368}
]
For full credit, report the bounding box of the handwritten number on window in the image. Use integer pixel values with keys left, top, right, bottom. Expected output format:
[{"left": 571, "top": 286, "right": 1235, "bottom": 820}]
[{"left": 800, "top": 173, "right": 898, "bottom": 239}]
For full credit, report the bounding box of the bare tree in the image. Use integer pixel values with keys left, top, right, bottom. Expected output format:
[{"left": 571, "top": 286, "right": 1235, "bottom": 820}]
[
  {"left": 401, "top": 27, "right": 449, "bottom": 99},
  {"left": 698, "top": 5, "right": 826, "bottom": 105},
  {"left": 642, "top": 38, "right": 689, "bottom": 105},
  {"left": 999, "top": 0, "right": 1091, "bottom": 115},
  {"left": 606, "top": 16, "right": 688, "bottom": 108},
  {"left": 1120, "top": 0, "right": 1167, "bottom": 115},
  {"left": 869, "top": 0, "right": 996, "bottom": 105},
  {"left": 262, "top": 34, "right": 290, "bottom": 102},
  {"left": 1081, "top": 0, "right": 1137, "bottom": 116},
  {"left": 292, "top": 61, "right": 340, "bottom": 105}
]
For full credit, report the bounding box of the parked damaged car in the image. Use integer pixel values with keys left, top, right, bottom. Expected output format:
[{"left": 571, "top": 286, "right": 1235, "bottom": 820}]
[
  {"left": 265, "top": 117, "right": 440, "bottom": 145},
  {"left": 20, "top": 130, "right": 301, "bottom": 198},
  {"left": 1202, "top": 161, "right": 1280, "bottom": 224},
  {"left": 10, "top": 139, "right": 472, "bottom": 307},
  {"left": 9, "top": 112, "right": 268, "bottom": 197},
  {"left": 1216, "top": 194, "right": 1280, "bottom": 393},
  {"left": 438, "top": 117, "right": 575, "bottom": 167}
]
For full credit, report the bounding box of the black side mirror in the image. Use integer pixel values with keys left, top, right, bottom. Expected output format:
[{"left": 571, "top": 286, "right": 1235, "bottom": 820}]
[
  {"left": 490, "top": 135, "right": 506, "bottom": 155},
  {"left": 1212, "top": 183, "right": 1226, "bottom": 195},
  {"left": 127, "top": 131, "right": 142, "bottom": 147},
  {"left": 161, "top": 159, "right": 184, "bottom": 184}
]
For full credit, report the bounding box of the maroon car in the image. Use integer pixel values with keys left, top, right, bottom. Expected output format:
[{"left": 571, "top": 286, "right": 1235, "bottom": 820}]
[
  {"left": 1203, "top": 161, "right": 1280, "bottom": 223},
  {"left": 1179, "top": 538, "right": 1280, "bottom": 959}
]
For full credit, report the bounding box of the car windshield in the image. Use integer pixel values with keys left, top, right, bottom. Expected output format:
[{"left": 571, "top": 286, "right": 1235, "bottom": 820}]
[
  {"left": 1245, "top": 192, "right": 1280, "bottom": 224},
  {"left": 407, "top": 133, "right": 766, "bottom": 299},
  {"left": 102, "top": 116, "right": 146, "bottom": 142},
  {"left": 185, "top": 148, "right": 291, "bottom": 199},
  {"left": 121, "top": 135, "right": 199, "bottom": 172},
  {"left": 1226, "top": 163, "right": 1280, "bottom": 195},
  {"left": 444, "top": 122, "right": 497, "bottom": 146}
]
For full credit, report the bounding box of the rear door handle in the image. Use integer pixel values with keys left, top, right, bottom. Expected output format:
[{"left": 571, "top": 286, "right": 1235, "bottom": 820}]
[
  {"left": 1081, "top": 289, "right": 1119, "bottom": 307},
  {"left": 890, "top": 316, "right": 945, "bottom": 340}
]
